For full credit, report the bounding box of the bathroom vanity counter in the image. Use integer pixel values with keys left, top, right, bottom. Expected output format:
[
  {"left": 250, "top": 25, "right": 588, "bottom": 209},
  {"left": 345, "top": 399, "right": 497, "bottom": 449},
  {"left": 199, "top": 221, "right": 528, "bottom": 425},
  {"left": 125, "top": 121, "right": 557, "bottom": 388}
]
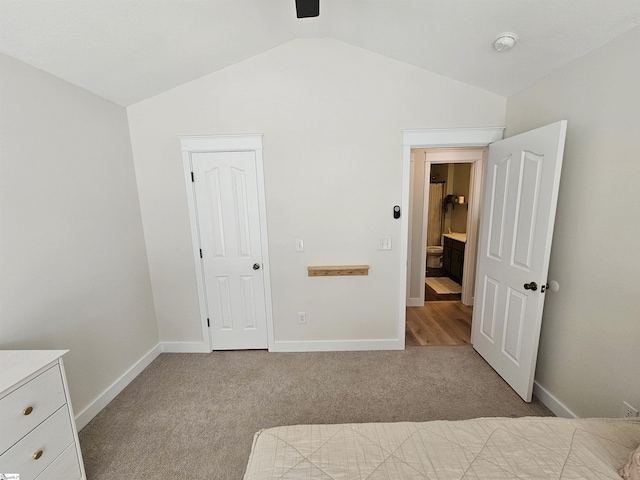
[{"left": 443, "top": 232, "right": 467, "bottom": 243}]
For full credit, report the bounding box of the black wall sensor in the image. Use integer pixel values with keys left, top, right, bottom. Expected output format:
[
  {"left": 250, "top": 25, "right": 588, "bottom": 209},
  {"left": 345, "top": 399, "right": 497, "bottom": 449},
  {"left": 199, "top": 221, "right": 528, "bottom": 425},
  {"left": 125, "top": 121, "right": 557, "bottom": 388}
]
[{"left": 393, "top": 206, "right": 401, "bottom": 219}]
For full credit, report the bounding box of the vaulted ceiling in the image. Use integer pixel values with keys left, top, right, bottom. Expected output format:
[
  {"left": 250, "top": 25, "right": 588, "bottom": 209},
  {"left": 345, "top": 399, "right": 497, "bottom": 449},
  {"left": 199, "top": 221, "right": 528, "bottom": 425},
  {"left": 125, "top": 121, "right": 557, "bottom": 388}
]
[{"left": 1, "top": 0, "right": 639, "bottom": 106}]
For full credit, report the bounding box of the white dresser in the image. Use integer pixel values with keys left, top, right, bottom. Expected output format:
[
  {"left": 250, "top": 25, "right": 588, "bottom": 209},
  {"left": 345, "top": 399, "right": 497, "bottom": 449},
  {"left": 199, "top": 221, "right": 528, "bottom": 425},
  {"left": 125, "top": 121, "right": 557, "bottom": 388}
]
[{"left": 0, "top": 351, "right": 86, "bottom": 480}]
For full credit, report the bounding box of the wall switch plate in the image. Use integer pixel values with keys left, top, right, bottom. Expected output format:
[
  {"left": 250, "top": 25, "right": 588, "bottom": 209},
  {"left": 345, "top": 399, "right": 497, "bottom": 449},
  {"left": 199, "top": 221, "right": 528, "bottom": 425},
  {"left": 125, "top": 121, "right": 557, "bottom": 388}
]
[
  {"left": 378, "top": 238, "right": 392, "bottom": 250},
  {"left": 295, "top": 238, "right": 304, "bottom": 252},
  {"left": 297, "top": 312, "right": 306, "bottom": 324},
  {"left": 622, "top": 401, "right": 639, "bottom": 418}
]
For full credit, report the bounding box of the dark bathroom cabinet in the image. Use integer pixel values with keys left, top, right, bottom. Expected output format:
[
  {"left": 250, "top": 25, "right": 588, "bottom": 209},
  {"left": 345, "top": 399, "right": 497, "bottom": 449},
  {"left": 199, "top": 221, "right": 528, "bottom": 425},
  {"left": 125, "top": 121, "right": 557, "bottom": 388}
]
[{"left": 443, "top": 236, "right": 465, "bottom": 283}]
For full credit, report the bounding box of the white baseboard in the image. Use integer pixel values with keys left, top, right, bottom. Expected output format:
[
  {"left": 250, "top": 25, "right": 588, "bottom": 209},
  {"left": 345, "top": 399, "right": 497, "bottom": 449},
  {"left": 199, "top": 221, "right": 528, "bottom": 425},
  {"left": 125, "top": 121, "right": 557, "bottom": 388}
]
[
  {"left": 75, "top": 344, "right": 162, "bottom": 430},
  {"left": 406, "top": 298, "right": 424, "bottom": 307},
  {"left": 270, "top": 338, "right": 404, "bottom": 352},
  {"left": 160, "top": 342, "right": 210, "bottom": 353},
  {"left": 533, "top": 381, "right": 578, "bottom": 418}
]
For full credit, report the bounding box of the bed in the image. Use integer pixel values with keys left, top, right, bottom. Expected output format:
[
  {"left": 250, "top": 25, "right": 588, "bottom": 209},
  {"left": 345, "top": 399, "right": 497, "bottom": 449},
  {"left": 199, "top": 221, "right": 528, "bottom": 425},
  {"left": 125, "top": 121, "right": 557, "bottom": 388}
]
[{"left": 244, "top": 417, "right": 640, "bottom": 479}]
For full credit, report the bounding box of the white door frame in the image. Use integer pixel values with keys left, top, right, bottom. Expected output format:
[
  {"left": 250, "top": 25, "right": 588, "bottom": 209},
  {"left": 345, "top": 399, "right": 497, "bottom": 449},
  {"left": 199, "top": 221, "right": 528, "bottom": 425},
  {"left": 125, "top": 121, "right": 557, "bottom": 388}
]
[
  {"left": 400, "top": 128, "right": 504, "bottom": 342},
  {"left": 412, "top": 147, "right": 486, "bottom": 306},
  {"left": 180, "top": 134, "right": 274, "bottom": 352}
]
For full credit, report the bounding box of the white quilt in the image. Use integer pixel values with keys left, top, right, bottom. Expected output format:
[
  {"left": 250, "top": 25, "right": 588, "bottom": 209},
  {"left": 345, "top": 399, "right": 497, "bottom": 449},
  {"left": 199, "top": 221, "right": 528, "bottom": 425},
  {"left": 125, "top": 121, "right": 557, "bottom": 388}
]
[{"left": 244, "top": 417, "right": 640, "bottom": 479}]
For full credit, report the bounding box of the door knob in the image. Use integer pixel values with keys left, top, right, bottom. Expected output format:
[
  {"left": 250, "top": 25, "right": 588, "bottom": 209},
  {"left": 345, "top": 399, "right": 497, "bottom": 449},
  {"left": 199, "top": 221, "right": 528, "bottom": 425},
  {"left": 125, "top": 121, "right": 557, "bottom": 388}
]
[
  {"left": 253, "top": 263, "right": 261, "bottom": 270},
  {"left": 524, "top": 281, "right": 538, "bottom": 291}
]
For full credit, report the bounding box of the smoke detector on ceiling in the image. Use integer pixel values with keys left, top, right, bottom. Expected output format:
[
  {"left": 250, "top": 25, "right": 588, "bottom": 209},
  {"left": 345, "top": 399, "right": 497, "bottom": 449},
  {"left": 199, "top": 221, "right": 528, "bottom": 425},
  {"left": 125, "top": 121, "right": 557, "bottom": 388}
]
[{"left": 493, "top": 33, "right": 518, "bottom": 52}]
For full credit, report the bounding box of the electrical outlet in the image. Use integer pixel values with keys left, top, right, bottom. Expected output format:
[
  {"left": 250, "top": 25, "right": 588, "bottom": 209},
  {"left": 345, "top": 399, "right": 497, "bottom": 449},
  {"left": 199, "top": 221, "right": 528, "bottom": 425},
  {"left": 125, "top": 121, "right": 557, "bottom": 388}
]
[
  {"left": 622, "top": 401, "right": 639, "bottom": 418},
  {"left": 297, "top": 312, "right": 306, "bottom": 324}
]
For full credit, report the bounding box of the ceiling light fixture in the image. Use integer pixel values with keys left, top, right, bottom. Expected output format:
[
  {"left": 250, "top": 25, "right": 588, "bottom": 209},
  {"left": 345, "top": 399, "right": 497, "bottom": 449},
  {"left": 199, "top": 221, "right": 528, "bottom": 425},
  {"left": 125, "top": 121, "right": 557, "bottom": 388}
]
[{"left": 493, "top": 33, "right": 518, "bottom": 52}]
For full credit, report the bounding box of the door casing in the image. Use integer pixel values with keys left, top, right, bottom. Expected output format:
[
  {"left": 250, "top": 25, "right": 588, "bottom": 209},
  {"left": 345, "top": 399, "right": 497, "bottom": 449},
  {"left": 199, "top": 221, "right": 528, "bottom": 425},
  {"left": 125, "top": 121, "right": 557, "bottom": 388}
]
[
  {"left": 400, "top": 127, "right": 504, "bottom": 344},
  {"left": 180, "top": 134, "right": 274, "bottom": 352}
]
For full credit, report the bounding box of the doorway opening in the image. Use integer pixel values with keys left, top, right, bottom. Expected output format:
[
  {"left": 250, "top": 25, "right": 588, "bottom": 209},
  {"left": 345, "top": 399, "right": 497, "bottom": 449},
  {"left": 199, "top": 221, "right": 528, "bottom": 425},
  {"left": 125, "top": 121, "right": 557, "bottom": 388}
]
[
  {"left": 406, "top": 146, "right": 486, "bottom": 346},
  {"left": 398, "top": 127, "right": 504, "bottom": 350},
  {"left": 424, "top": 161, "right": 472, "bottom": 302}
]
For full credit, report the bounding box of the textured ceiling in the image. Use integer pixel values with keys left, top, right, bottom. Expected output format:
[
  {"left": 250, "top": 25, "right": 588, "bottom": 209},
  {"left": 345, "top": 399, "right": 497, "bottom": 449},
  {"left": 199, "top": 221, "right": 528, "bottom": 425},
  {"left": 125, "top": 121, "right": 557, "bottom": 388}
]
[{"left": 1, "top": 0, "right": 639, "bottom": 106}]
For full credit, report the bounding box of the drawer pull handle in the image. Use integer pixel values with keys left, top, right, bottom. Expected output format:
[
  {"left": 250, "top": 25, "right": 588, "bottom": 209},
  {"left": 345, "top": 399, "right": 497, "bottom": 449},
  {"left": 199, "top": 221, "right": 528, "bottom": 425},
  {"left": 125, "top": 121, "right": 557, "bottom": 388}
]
[
  {"left": 23, "top": 406, "right": 34, "bottom": 415},
  {"left": 33, "top": 450, "right": 43, "bottom": 460}
]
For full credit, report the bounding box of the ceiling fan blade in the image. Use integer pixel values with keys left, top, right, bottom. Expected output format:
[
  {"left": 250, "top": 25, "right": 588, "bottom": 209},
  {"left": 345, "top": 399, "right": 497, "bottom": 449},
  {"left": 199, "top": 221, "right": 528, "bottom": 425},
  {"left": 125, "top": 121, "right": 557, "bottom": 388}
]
[{"left": 296, "top": 0, "right": 319, "bottom": 18}]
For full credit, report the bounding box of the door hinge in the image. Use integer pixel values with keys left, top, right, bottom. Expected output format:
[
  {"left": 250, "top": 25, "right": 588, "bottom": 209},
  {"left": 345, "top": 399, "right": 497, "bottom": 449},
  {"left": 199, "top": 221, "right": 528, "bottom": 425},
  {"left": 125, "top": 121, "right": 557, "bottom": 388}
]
[
  {"left": 199, "top": 249, "right": 203, "bottom": 258},
  {"left": 191, "top": 171, "right": 194, "bottom": 182},
  {"left": 207, "top": 318, "right": 210, "bottom": 327}
]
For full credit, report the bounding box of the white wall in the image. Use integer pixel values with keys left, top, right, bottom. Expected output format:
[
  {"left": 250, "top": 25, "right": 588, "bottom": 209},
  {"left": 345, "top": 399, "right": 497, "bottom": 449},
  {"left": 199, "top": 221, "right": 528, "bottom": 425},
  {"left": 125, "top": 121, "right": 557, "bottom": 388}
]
[
  {"left": 505, "top": 27, "right": 640, "bottom": 417},
  {"left": 0, "top": 54, "right": 159, "bottom": 417},
  {"left": 127, "top": 38, "right": 506, "bottom": 348}
]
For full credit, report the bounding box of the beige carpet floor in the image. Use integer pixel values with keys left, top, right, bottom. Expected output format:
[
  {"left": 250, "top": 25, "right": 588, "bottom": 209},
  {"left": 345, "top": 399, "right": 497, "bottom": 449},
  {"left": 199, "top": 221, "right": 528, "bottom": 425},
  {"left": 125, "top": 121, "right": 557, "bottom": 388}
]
[{"left": 78, "top": 348, "right": 553, "bottom": 479}]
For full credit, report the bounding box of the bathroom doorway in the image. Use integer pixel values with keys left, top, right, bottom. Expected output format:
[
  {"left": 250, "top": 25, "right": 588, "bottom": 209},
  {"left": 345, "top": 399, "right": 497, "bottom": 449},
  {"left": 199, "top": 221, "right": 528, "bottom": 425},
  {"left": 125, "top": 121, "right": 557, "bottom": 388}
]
[
  {"left": 425, "top": 161, "right": 471, "bottom": 302},
  {"left": 406, "top": 147, "right": 486, "bottom": 346}
]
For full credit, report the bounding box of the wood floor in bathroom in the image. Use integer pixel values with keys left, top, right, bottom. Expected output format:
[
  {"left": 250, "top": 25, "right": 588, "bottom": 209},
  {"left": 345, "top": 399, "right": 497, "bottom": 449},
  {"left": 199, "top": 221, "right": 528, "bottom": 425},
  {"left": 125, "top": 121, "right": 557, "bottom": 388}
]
[{"left": 405, "top": 301, "right": 473, "bottom": 347}]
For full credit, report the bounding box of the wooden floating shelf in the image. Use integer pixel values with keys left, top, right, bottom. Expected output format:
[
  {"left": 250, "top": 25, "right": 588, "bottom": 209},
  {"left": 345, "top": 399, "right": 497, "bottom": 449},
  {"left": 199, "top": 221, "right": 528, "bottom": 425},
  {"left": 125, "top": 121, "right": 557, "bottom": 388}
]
[{"left": 307, "top": 265, "right": 369, "bottom": 277}]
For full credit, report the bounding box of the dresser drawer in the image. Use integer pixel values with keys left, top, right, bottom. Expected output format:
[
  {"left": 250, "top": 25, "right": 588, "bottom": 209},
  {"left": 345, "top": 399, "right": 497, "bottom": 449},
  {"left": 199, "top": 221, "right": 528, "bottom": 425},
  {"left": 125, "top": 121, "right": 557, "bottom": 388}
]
[
  {"left": 0, "top": 406, "right": 74, "bottom": 480},
  {"left": 0, "top": 365, "right": 66, "bottom": 454},
  {"left": 35, "top": 443, "right": 82, "bottom": 480}
]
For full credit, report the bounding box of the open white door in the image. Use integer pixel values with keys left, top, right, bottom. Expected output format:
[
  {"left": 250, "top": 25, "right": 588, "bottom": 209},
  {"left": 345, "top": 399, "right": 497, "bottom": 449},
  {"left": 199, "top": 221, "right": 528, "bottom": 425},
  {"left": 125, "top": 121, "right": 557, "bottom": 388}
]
[{"left": 472, "top": 121, "right": 567, "bottom": 401}]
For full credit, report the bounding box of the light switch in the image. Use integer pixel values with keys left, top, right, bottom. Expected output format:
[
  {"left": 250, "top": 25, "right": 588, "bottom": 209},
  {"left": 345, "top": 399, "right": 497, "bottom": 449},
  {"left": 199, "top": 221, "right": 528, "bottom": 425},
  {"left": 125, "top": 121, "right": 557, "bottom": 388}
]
[
  {"left": 379, "top": 238, "right": 392, "bottom": 250},
  {"left": 295, "top": 238, "right": 304, "bottom": 252}
]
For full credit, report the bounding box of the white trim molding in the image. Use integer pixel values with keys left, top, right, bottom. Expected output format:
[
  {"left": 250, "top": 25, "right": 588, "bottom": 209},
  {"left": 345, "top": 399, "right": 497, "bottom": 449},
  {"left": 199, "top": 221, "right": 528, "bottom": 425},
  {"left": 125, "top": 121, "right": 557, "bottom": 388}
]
[
  {"left": 406, "top": 152, "right": 422, "bottom": 307},
  {"left": 533, "top": 381, "right": 578, "bottom": 418},
  {"left": 402, "top": 127, "right": 504, "bottom": 148},
  {"left": 180, "top": 134, "right": 263, "bottom": 152},
  {"left": 75, "top": 344, "right": 161, "bottom": 430},
  {"left": 179, "top": 134, "right": 275, "bottom": 353},
  {"left": 406, "top": 299, "right": 424, "bottom": 307},
  {"left": 399, "top": 127, "right": 505, "bottom": 347}
]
